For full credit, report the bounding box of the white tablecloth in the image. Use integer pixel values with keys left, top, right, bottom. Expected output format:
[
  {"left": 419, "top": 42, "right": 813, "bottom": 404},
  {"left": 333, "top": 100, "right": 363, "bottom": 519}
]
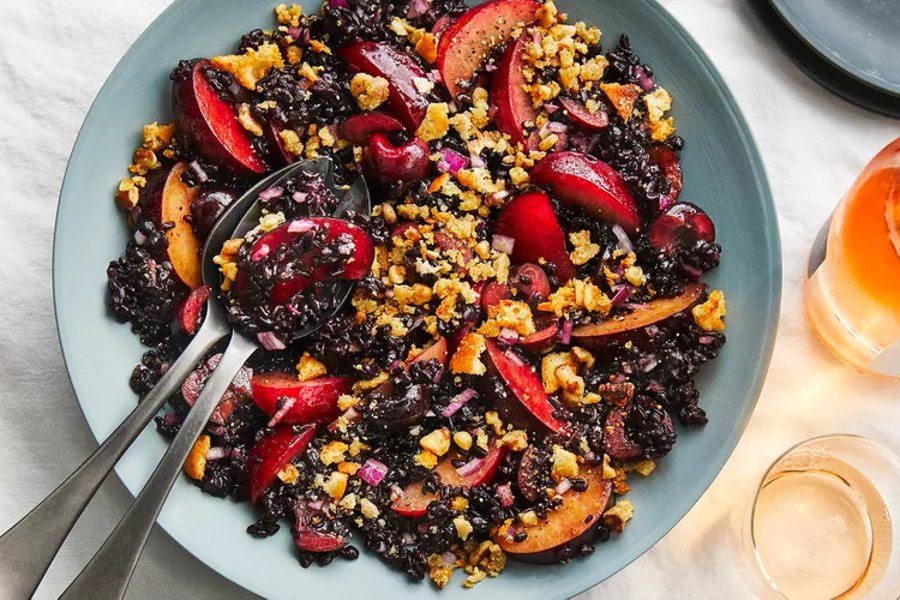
[{"left": 1, "top": 0, "right": 897, "bottom": 598}]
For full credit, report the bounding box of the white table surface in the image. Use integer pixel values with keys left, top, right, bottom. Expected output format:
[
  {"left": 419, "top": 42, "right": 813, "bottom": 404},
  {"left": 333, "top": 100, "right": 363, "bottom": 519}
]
[{"left": 1, "top": 0, "right": 898, "bottom": 598}]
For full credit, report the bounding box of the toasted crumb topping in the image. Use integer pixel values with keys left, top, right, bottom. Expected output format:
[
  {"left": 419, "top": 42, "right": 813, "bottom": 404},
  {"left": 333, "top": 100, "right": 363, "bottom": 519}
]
[
  {"left": 551, "top": 445, "right": 579, "bottom": 481},
  {"left": 599, "top": 82, "right": 642, "bottom": 121},
  {"left": 211, "top": 42, "right": 284, "bottom": 90},
  {"left": 416, "top": 103, "right": 451, "bottom": 142},
  {"left": 296, "top": 352, "right": 327, "bottom": 381},
  {"left": 450, "top": 332, "right": 487, "bottom": 375},
  {"left": 350, "top": 73, "right": 390, "bottom": 111},
  {"left": 184, "top": 435, "right": 211, "bottom": 480},
  {"left": 692, "top": 289, "right": 727, "bottom": 331}
]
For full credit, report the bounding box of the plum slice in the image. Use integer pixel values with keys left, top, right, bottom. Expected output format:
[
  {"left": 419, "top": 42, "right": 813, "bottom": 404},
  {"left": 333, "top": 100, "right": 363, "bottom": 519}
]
[
  {"left": 437, "top": 0, "right": 541, "bottom": 101},
  {"left": 339, "top": 41, "right": 429, "bottom": 130},
  {"left": 495, "top": 467, "right": 612, "bottom": 562},
  {"left": 571, "top": 283, "right": 706, "bottom": 349},
  {"left": 236, "top": 217, "right": 375, "bottom": 307},
  {"left": 491, "top": 30, "right": 539, "bottom": 150},
  {"left": 485, "top": 339, "right": 569, "bottom": 435},
  {"left": 530, "top": 151, "right": 641, "bottom": 233},
  {"left": 511, "top": 263, "right": 550, "bottom": 302},
  {"left": 181, "top": 353, "right": 252, "bottom": 425},
  {"left": 493, "top": 191, "right": 576, "bottom": 282},
  {"left": 648, "top": 144, "right": 683, "bottom": 202},
  {"left": 340, "top": 112, "right": 405, "bottom": 146},
  {"left": 518, "top": 322, "right": 559, "bottom": 353},
  {"left": 247, "top": 424, "right": 316, "bottom": 503},
  {"left": 179, "top": 284, "right": 211, "bottom": 334},
  {"left": 649, "top": 202, "right": 715, "bottom": 253},
  {"left": 251, "top": 372, "right": 354, "bottom": 425},
  {"left": 172, "top": 59, "right": 265, "bottom": 176},
  {"left": 558, "top": 97, "right": 609, "bottom": 131},
  {"left": 142, "top": 161, "right": 203, "bottom": 289},
  {"left": 363, "top": 134, "right": 431, "bottom": 189},
  {"left": 391, "top": 444, "right": 506, "bottom": 517}
]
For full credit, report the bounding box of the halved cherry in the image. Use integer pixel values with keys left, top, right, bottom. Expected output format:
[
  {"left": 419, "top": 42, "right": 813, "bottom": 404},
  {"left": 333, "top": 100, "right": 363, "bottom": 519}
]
[
  {"left": 391, "top": 444, "right": 506, "bottom": 517},
  {"left": 431, "top": 14, "right": 455, "bottom": 35},
  {"left": 433, "top": 230, "right": 474, "bottom": 273},
  {"left": 493, "top": 191, "right": 576, "bottom": 282},
  {"left": 181, "top": 353, "right": 252, "bottom": 425},
  {"left": 648, "top": 144, "right": 683, "bottom": 202},
  {"left": 518, "top": 322, "right": 559, "bottom": 353},
  {"left": 485, "top": 339, "right": 569, "bottom": 435},
  {"left": 248, "top": 425, "right": 316, "bottom": 503},
  {"left": 603, "top": 407, "right": 643, "bottom": 461},
  {"left": 293, "top": 505, "right": 347, "bottom": 552},
  {"left": 236, "top": 217, "right": 375, "bottom": 307},
  {"left": 511, "top": 263, "right": 550, "bottom": 302},
  {"left": 251, "top": 373, "right": 354, "bottom": 425},
  {"left": 362, "top": 133, "right": 431, "bottom": 188},
  {"left": 648, "top": 202, "right": 715, "bottom": 253},
  {"left": 437, "top": 0, "right": 541, "bottom": 101},
  {"left": 531, "top": 151, "right": 640, "bottom": 233},
  {"left": 491, "top": 29, "right": 539, "bottom": 150},
  {"left": 481, "top": 281, "right": 511, "bottom": 310},
  {"left": 179, "top": 285, "right": 211, "bottom": 335},
  {"left": 339, "top": 41, "right": 429, "bottom": 130},
  {"left": 558, "top": 97, "right": 609, "bottom": 131},
  {"left": 172, "top": 59, "right": 265, "bottom": 176},
  {"left": 340, "top": 112, "right": 405, "bottom": 146}
]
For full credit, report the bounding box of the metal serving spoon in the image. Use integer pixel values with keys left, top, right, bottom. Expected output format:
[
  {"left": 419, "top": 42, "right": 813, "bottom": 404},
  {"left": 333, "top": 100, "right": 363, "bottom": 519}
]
[{"left": 0, "top": 157, "right": 369, "bottom": 600}]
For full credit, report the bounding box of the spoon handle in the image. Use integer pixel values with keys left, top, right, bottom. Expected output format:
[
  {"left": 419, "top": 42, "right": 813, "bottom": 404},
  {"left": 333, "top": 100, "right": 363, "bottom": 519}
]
[
  {"left": 0, "top": 321, "right": 227, "bottom": 600},
  {"left": 60, "top": 332, "right": 257, "bottom": 600}
]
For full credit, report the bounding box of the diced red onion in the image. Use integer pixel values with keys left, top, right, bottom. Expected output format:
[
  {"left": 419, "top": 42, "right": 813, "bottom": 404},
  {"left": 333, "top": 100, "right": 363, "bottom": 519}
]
[
  {"left": 205, "top": 447, "right": 228, "bottom": 461},
  {"left": 230, "top": 448, "right": 242, "bottom": 459},
  {"left": 499, "top": 328, "right": 520, "bottom": 344},
  {"left": 486, "top": 190, "right": 510, "bottom": 206},
  {"left": 583, "top": 451, "right": 598, "bottom": 464},
  {"left": 258, "top": 185, "right": 284, "bottom": 200},
  {"left": 456, "top": 457, "right": 484, "bottom": 478},
  {"left": 406, "top": 0, "right": 431, "bottom": 19},
  {"left": 133, "top": 230, "right": 148, "bottom": 246},
  {"left": 555, "top": 131, "right": 568, "bottom": 150},
  {"left": 402, "top": 532, "right": 415, "bottom": 545},
  {"left": 288, "top": 27, "right": 302, "bottom": 39},
  {"left": 287, "top": 219, "right": 315, "bottom": 234},
  {"left": 640, "top": 354, "right": 659, "bottom": 372},
  {"left": 495, "top": 483, "right": 515, "bottom": 508},
  {"left": 292, "top": 191, "right": 309, "bottom": 203},
  {"left": 544, "top": 102, "right": 560, "bottom": 114},
  {"left": 257, "top": 331, "right": 286, "bottom": 351},
  {"left": 358, "top": 458, "right": 390, "bottom": 486},
  {"left": 698, "top": 335, "right": 718, "bottom": 345},
  {"left": 681, "top": 263, "right": 703, "bottom": 281},
  {"left": 342, "top": 406, "right": 361, "bottom": 423},
  {"left": 555, "top": 478, "right": 573, "bottom": 495},
  {"left": 438, "top": 148, "right": 469, "bottom": 174},
  {"left": 427, "top": 69, "right": 443, "bottom": 83},
  {"left": 547, "top": 121, "right": 569, "bottom": 134},
  {"left": 485, "top": 62, "right": 498, "bottom": 73},
  {"left": 611, "top": 224, "right": 634, "bottom": 253},
  {"left": 160, "top": 361, "right": 171, "bottom": 375},
  {"left": 163, "top": 413, "right": 181, "bottom": 425},
  {"left": 329, "top": 0, "right": 349, "bottom": 7},
  {"left": 441, "top": 551, "right": 456, "bottom": 565},
  {"left": 658, "top": 194, "right": 675, "bottom": 212},
  {"left": 433, "top": 365, "right": 445, "bottom": 383},
  {"left": 610, "top": 286, "right": 632, "bottom": 307},
  {"left": 469, "top": 153, "right": 486, "bottom": 168},
  {"left": 441, "top": 388, "right": 477, "bottom": 417},
  {"left": 625, "top": 302, "right": 649, "bottom": 310},
  {"left": 267, "top": 397, "right": 296, "bottom": 428},
  {"left": 645, "top": 324, "right": 661, "bottom": 338},
  {"left": 491, "top": 234, "right": 515, "bottom": 254},
  {"left": 307, "top": 498, "right": 326, "bottom": 511},
  {"left": 560, "top": 320, "right": 573, "bottom": 345},
  {"left": 188, "top": 160, "right": 209, "bottom": 183},
  {"left": 251, "top": 243, "right": 271, "bottom": 262},
  {"left": 505, "top": 351, "right": 524, "bottom": 367},
  {"left": 206, "top": 424, "right": 227, "bottom": 437},
  {"left": 634, "top": 66, "right": 656, "bottom": 92}
]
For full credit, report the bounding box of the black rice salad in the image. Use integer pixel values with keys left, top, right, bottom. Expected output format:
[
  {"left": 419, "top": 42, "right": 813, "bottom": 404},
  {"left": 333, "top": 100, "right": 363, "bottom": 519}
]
[{"left": 107, "top": 0, "right": 728, "bottom": 589}]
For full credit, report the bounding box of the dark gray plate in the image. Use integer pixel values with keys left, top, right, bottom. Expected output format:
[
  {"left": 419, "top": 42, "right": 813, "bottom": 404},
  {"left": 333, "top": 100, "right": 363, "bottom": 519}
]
[{"left": 769, "top": 0, "right": 900, "bottom": 98}]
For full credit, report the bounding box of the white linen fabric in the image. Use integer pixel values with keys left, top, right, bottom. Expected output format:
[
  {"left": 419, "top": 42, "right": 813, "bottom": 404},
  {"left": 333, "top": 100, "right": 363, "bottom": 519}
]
[{"left": 0, "top": 1, "right": 897, "bottom": 598}]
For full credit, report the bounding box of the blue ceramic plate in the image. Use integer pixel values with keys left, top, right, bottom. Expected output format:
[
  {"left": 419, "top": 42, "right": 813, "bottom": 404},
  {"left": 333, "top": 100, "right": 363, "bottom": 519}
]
[
  {"left": 53, "top": 1, "right": 780, "bottom": 598},
  {"left": 768, "top": 0, "right": 900, "bottom": 99}
]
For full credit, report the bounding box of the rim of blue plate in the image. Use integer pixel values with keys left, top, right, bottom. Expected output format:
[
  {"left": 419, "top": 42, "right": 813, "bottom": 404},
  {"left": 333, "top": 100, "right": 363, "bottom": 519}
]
[
  {"left": 768, "top": 0, "right": 900, "bottom": 99},
  {"left": 52, "top": 0, "right": 781, "bottom": 597}
]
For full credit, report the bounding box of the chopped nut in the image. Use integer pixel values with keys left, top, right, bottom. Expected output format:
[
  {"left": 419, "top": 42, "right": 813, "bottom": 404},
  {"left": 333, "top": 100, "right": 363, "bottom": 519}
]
[
  {"left": 415, "top": 449, "right": 439, "bottom": 469},
  {"left": 420, "top": 428, "right": 452, "bottom": 456},
  {"left": 142, "top": 121, "right": 175, "bottom": 151},
  {"left": 601, "top": 454, "right": 617, "bottom": 480},
  {"left": 279, "top": 129, "right": 304, "bottom": 156},
  {"left": 485, "top": 410, "right": 504, "bottom": 436},
  {"left": 427, "top": 553, "right": 457, "bottom": 589},
  {"left": 519, "top": 510, "right": 539, "bottom": 527},
  {"left": 692, "top": 289, "right": 727, "bottom": 331},
  {"left": 184, "top": 435, "right": 211, "bottom": 480},
  {"left": 238, "top": 103, "right": 263, "bottom": 136},
  {"left": 116, "top": 178, "right": 140, "bottom": 209},
  {"left": 277, "top": 463, "right": 300, "bottom": 484},
  {"left": 296, "top": 352, "right": 327, "bottom": 381},
  {"left": 569, "top": 230, "right": 601, "bottom": 265},
  {"left": 350, "top": 73, "right": 390, "bottom": 111},
  {"left": 360, "top": 497, "right": 380, "bottom": 519},
  {"left": 603, "top": 498, "right": 634, "bottom": 533}
]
